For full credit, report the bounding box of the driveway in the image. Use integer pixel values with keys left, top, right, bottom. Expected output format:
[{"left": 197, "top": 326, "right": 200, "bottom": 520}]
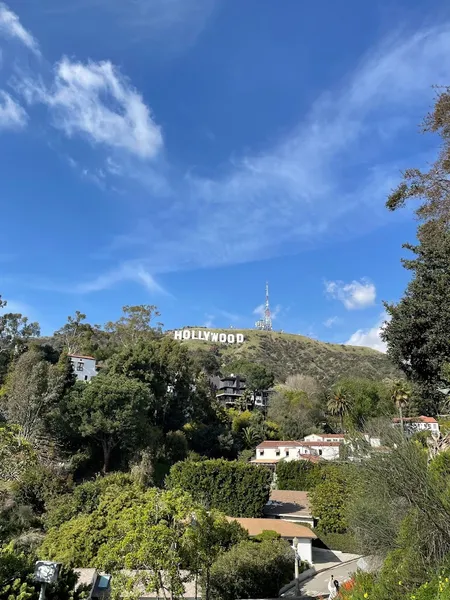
[{"left": 282, "top": 549, "right": 361, "bottom": 598}]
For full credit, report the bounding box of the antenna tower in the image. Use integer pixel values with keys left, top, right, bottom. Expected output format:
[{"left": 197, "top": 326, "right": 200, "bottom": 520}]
[{"left": 255, "top": 282, "right": 273, "bottom": 331}]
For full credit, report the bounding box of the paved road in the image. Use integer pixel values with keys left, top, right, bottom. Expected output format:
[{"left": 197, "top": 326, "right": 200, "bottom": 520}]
[{"left": 284, "top": 558, "right": 360, "bottom": 599}]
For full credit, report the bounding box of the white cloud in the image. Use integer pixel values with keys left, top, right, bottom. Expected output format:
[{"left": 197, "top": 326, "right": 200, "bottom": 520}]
[
  {"left": 0, "top": 3, "right": 40, "bottom": 55},
  {"left": 96, "top": 21, "right": 450, "bottom": 275},
  {"left": 345, "top": 313, "right": 389, "bottom": 353},
  {"left": 0, "top": 91, "right": 27, "bottom": 130},
  {"left": 325, "top": 278, "right": 376, "bottom": 310},
  {"left": 19, "top": 58, "right": 163, "bottom": 159},
  {"left": 323, "top": 316, "right": 341, "bottom": 328},
  {"left": 59, "top": 262, "right": 167, "bottom": 295}
]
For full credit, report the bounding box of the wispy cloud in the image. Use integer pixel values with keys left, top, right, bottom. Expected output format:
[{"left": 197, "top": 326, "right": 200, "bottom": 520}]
[
  {"left": 8, "top": 13, "right": 450, "bottom": 281},
  {"left": 0, "top": 91, "right": 27, "bottom": 130},
  {"left": 31, "top": 262, "right": 168, "bottom": 296},
  {"left": 345, "top": 313, "right": 389, "bottom": 353},
  {"left": 325, "top": 278, "right": 376, "bottom": 310},
  {"left": 73, "top": 262, "right": 167, "bottom": 295},
  {"left": 323, "top": 316, "right": 341, "bottom": 328},
  {"left": 44, "top": 0, "right": 217, "bottom": 52},
  {"left": 18, "top": 58, "right": 163, "bottom": 159},
  {"left": 0, "top": 2, "right": 40, "bottom": 55}
]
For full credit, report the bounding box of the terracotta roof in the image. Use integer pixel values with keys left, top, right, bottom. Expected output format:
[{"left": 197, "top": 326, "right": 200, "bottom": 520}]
[
  {"left": 251, "top": 458, "right": 280, "bottom": 464},
  {"left": 264, "top": 490, "right": 312, "bottom": 518},
  {"left": 392, "top": 416, "right": 438, "bottom": 424},
  {"left": 68, "top": 354, "right": 96, "bottom": 360},
  {"left": 227, "top": 517, "right": 316, "bottom": 539},
  {"left": 316, "top": 434, "right": 345, "bottom": 439},
  {"left": 257, "top": 441, "right": 303, "bottom": 449}
]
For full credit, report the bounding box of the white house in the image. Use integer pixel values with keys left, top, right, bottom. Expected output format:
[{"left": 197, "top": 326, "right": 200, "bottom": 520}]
[
  {"left": 303, "top": 433, "right": 345, "bottom": 443},
  {"left": 68, "top": 354, "right": 97, "bottom": 382},
  {"left": 252, "top": 439, "right": 341, "bottom": 464},
  {"left": 393, "top": 416, "right": 440, "bottom": 437},
  {"left": 226, "top": 517, "right": 316, "bottom": 564}
]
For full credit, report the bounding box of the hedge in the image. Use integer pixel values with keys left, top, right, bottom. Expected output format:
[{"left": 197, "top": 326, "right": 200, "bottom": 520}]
[
  {"left": 166, "top": 459, "right": 272, "bottom": 517},
  {"left": 276, "top": 460, "right": 327, "bottom": 490}
]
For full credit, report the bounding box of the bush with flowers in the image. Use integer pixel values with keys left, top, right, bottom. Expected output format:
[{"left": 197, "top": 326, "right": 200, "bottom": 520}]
[
  {"left": 411, "top": 571, "right": 450, "bottom": 600},
  {"left": 338, "top": 571, "right": 375, "bottom": 600}
]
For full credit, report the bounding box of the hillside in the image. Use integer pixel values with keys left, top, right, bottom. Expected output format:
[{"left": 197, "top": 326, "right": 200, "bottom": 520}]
[{"left": 172, "top": 328, "right": 400, "bottom": 385}]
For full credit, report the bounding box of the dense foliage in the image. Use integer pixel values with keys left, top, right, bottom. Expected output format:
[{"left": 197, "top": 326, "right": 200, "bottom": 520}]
[
  {"left": 276, "top": 460, "right": 326, "bottom": 491},
  {"left": 209, "top": 539, "right": 295, "bottom": 600},
  {"left": 166, "top": 459, "right": 272, "bottom": 517}
]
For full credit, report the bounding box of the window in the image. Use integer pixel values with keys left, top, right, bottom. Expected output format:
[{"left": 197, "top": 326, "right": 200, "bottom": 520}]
[
  {"left": 259, "top": 450, "right": 264, "bottom": 456},
  {"left": 285, "top": 450, "right": 289, "bottom": 457},
  {"left": 77, "top": 362, "right": 84, "bottom": 371},
  {"left": 318, "top": 449, "right": 323, "bottom": 456},
  {"left": 275, "top": 450, "right": 280, "bottom": 456},
  {"left": 84, "top": 375, "right": 88, "bottom": 381}
]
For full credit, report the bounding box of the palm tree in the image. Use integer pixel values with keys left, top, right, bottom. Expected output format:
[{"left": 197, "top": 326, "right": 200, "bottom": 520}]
[
  {"left": 242, "top": 426, "right": 259, "bottom": 449},
  {"left": 391, "top": 380, "right": 411, "bottom": 437},
  {"left": 327, "top": 386, "right": 352, "bottom": 432}
]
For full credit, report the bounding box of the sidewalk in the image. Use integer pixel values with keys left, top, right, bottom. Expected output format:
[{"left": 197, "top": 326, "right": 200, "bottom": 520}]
[{"left": 282, "top": 549, "right": 361, "bottom": 598}]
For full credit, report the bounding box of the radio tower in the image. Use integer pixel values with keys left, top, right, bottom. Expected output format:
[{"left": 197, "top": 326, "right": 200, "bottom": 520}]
[{"left": 255, "top": 282, "right": 273, "bottom": 331}]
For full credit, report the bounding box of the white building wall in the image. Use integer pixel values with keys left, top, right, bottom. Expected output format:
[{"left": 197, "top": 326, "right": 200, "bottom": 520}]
[
  {"left": 296, "top": 539, "right": 313, "bottom": 565},
  {"left": 70, "top": 357, "right": 97, "bottom": 382}
]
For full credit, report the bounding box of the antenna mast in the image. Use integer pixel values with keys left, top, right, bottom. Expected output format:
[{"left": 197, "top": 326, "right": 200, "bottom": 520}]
[{"left": 255, "top": 282, "right": 273, "bottom": 331}]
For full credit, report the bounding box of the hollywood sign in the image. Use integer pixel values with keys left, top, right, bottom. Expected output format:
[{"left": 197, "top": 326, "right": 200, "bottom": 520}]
[{"left": 174, "top": 329, "right": 245, "bottom": 344}]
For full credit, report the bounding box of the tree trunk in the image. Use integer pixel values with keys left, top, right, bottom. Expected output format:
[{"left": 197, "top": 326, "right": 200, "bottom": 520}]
[
  {"left": 340, "top": 414, "right": 344, "bottom": 433},
  {"left": 102, "top": 440, "right": 112, "bottom": 474},
  {"left": 399, "top": 404, "right": 404, "bottom": 438}
]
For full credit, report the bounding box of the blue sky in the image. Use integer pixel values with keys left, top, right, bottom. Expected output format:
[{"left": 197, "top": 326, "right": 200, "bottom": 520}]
[{"left": 0, "top": 0, "right": 448, "bottom": 351}]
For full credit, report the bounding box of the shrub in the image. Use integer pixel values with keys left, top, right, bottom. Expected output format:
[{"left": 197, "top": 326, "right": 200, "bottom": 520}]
[
  {"left": 276, "top": 460, "right": 326, "bottom": 490},
  {"left": 209, "top": 539, "right": 294, "bottom": 600},
  {"left": 166, "top": 459, "right": 271, "bottom": 517}
]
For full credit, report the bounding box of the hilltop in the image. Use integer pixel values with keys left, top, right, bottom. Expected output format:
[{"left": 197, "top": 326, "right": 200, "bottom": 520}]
[{"left": 171, "top": 327, "right": 400, "bottom": 385}]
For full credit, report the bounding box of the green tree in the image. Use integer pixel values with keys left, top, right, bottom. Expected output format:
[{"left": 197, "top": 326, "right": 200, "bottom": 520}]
[
  {"left": 0, "top": 425, "right": 36, "bottom": 482},
  {"left": 53, "top": 312, "right": 93, "bottom": 355},
  {"left": 0, "top": 296, "right": 40, "bottom": 385},
  {"left": 108, "top": 337, "right": 194, "bottom": 434},
  {"left": 3, "top": 349, "right": 68, "bottom": 444},
  {"left": 166, "top": 459, "right": 272, "bottom": 517},
  {"left": 63, "top": 373, "right": 151, "bottom": 473},
  {"left": 104, "top": 305, "right": 162, "bottom": 349},
  {"left": 391, "top": 380, "right": 412, "bottom": 436},
  {"left": 327, "top": 386, "right": 353, "bottom": 432},
  {"left": 268, "top": 388, "right": 321, "bottom": 440},
  {"left": 333, "top": 377, "right": 393, "bottom": 430},
  {"left": 310, "top": 466, "right": 354, "bottom": 534},
  {"left": 383, "top": 89, "right": 450, "bottom": 413},
  {"left": 209, "top": 538, "right": 294, "bottom": 600},
  {"left": 0, "top": 298, "right": 40, "bottom": 355},
  {"left": 182, "top": 510, "right": 247, "bottom": 600}
]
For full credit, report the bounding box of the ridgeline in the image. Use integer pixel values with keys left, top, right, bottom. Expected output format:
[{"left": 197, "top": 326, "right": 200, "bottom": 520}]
[{"left": 170, "top": 328, "right": 399, "bottom": 385}]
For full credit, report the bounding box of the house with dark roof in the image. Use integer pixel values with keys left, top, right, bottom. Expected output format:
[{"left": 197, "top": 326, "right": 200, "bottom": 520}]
[{"left": 263, "top": 490, "right": 314, "bottom": 528}]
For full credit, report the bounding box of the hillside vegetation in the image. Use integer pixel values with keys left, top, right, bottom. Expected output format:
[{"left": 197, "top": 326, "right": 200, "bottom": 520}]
[{"left": 170, "top": 328, "right": 399, "bottom": 384}]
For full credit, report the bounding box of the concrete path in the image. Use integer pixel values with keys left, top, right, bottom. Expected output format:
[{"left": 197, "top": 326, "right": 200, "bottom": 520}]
[{"left": 282, "top": 549, "right": 361, "bottom": 599}]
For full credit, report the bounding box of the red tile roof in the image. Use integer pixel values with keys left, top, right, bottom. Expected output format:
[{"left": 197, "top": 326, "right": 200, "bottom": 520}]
[
  {"left": 226, "top": 517, "right": 316, "bottom": 539},
  {"left": 392, "top": 416, "right": 438, "bottom": 424},
  {"left": 256, "top": 441, "right": 303, "bottom": 449},
  {"left": 68, "top": 354, "right": 96, "bottom": 360}
]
